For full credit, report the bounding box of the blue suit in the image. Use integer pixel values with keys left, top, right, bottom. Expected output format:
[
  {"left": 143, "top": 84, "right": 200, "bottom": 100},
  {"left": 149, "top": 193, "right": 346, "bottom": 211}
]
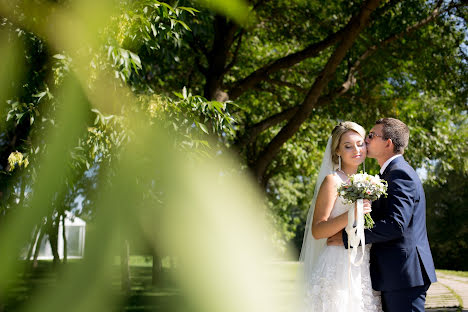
[{"left": 343, "top": 156, "right": 437, "bottom": 311}]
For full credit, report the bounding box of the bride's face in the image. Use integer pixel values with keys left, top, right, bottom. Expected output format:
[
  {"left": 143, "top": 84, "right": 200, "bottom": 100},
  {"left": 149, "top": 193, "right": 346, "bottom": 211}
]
[{"left": 337, "top": 130, "right": 366, "bottom": 166}]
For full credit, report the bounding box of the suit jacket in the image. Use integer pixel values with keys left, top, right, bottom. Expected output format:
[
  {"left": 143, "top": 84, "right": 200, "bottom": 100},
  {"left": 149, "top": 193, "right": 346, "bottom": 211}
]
[{"left": 343, "top": 156, "right": 437, "bottom": 291}]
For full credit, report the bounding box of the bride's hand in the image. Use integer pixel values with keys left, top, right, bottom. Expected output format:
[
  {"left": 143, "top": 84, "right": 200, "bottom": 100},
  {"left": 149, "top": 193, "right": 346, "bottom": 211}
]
[
  {"left": 363, "top": 199, "right": 372, "bottom": 214},
  {"left": 354, "top": 199, "right": 372, "bottom": 218}
]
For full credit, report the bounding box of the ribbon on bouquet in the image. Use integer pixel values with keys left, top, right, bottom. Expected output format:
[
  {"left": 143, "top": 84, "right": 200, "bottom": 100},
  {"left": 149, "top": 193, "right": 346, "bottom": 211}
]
[
  {"left": 344, "top": 199, "right": 366, "bottom": 295},
  {"left": 345, "top": 198, "right": 366, "bottom": 267}
]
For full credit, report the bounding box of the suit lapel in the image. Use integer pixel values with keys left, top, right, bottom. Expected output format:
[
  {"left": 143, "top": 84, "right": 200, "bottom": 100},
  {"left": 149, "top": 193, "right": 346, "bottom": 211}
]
[{"left": 381, "top": 156, "right": 405, "bottom": 178}]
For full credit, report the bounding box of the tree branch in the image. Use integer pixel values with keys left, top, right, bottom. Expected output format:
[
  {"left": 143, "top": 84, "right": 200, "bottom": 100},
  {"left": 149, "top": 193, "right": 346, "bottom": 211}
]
[
  {"left": 251, "top": 0, "right": 382, "bottom": 184},
  {"left": 236, "top": 0, "right": 460, "bottom": 168},
  {"left": 337, "top": 0, "right": 449, "bottom": 95},
  {"left": 224, "top": 30, "right": 244, "bottom": 74},
  {"left": 367, "top": 0, "right": 446, "bottom": 56},
  {"left": 236, "top": 106, "right": 298, "bottom": 148},
  {"left": 228, "top": 23, "right": 350, "bottom": 100},
  {"left": 188, "top": 40, "right": 209, "bottom": 75},
  {"left": 236, "top": 90, "right": 340, "bottom": 149},
  {"left": 228, "top": 0, "right": 410, "bottom": 101},
  {"left": 252, "top": 0, "right": 267, "bottom": 11}
]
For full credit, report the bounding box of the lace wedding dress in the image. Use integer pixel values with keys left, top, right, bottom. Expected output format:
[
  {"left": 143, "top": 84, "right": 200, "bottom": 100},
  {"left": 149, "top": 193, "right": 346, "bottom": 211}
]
[{"left": 302, "top": 172, "right": 382, "bottom": 312}]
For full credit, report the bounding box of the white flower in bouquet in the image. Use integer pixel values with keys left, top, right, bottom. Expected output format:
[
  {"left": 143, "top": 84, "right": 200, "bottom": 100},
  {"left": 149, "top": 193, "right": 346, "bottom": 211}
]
[{"left": 337, "top": 172, "right": 388, "bottom": 229}]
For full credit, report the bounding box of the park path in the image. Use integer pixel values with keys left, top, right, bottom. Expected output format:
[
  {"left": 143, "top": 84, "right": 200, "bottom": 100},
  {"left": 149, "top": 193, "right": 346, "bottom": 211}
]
[{"left": 426, "top": 272, "right": 468, "bottom": 311}]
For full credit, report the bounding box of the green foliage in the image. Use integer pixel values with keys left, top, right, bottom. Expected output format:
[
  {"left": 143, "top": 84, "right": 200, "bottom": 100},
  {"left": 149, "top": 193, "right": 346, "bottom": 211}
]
[
  {"left": 169, "top": 88, "right": 236, "bottom": 138},
  {"left": 401, "top": 94, "right": 467, "bottom": 184},
  {"left": 0, "top": 0, "right": 234, "bottom": 213},
  {"left": 115, "top": 0, "right": 195, "bottom": 50},
  {"left": 105, "top": 0, "right": 198, "bottom": 88},
  {"left": 425, "top": 170, "right": 468, "bottom": 270},
  {"left": 107, "top": 46, "right": 142, "bottom": 82},
  {"left": 6, "top": 100, "right": 40, "bottom": 126},
  {"left": 52, "top": 54, "right": 72, "bottom": 86},
  {"left": 7, "top": 151, "right": 29, "bottom": 172},
  {"left": 267, "top": 173, "right": 313, "bottom": 254},
  {"left": 137, "top": 89, "right": 237, "bottom": 160}
]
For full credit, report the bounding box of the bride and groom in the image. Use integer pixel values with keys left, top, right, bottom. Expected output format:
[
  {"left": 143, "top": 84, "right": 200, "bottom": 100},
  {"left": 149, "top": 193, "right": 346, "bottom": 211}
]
[{"left": 300, "top": 118, "right": 437, "bottom": 312}]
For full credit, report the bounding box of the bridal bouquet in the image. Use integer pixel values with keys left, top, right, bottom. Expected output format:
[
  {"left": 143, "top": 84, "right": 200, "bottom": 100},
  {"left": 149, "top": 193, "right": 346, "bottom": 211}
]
[{"left": 337, "top": 172, "right": 388, "bottom": 229}]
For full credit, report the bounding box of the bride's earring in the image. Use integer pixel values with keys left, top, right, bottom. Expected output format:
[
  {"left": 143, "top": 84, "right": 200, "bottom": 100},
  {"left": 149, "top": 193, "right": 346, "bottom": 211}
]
[
  {"left": 363, "top": 159, "right": 365, "bottom": 172},
  {"left": 338, "top": 155, "right": 342, "bottom": 171}
]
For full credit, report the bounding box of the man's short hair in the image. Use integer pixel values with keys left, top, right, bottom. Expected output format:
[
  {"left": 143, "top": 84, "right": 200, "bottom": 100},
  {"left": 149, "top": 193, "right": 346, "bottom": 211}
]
[{"left": 376, "top": 118, "right": 409, "bottom": 154}]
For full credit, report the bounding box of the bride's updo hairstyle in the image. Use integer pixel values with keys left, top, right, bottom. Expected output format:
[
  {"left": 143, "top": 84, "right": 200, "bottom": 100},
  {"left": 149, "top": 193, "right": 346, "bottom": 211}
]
[{"left": 330, "top": 121, "right": 366, "bottom": 165}]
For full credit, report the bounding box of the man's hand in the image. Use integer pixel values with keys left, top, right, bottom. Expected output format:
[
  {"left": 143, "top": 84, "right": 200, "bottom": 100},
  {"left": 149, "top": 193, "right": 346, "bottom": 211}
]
[{"left": 327, "top": 230, "right": 344, "bottom": 246}]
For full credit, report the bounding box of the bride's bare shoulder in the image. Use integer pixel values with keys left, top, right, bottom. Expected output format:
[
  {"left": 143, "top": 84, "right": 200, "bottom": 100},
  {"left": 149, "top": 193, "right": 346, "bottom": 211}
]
[
  {"left": 326, "top": 172, "right": 340, "bottom": 181},
  {"left": 321, "top": 173, "right": 339, "bottom": 188}
]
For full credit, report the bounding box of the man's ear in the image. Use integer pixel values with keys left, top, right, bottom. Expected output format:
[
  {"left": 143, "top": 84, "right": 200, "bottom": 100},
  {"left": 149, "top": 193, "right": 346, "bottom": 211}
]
[{"left": 385, "top": 138, "right": 393, "bottom": 150}]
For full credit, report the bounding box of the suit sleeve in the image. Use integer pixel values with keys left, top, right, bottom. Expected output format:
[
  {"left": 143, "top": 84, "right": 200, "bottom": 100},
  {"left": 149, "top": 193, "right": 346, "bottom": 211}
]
[{"left": 343, "top": 169, "right": 417, "bottom": 247}]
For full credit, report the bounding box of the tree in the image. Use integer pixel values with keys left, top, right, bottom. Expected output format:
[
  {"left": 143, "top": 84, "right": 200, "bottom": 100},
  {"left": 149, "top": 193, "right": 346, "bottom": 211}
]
[
  {"left": 176, "top": 0, "right": 466, "bottom": 182},
  {"left": 126, "top": 0, "right": 467, "bottom": 248}
]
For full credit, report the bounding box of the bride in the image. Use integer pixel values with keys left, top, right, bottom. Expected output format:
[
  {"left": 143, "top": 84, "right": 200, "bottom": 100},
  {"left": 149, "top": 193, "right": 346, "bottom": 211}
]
[{"left": 299, "top": 121, "right": 382, "bottom": 312}]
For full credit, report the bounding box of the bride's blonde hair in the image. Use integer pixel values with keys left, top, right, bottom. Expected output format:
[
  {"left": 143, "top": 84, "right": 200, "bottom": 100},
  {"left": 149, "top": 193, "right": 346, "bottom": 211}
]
[{"left": 331, "top": 121, "right": 366, "bottom": 165}]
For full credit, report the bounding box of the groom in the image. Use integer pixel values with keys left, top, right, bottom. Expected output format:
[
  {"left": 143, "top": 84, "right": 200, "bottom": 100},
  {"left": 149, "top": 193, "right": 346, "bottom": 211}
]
[{"left": 328, "top": 118, "right": 437, "bottom": 312}]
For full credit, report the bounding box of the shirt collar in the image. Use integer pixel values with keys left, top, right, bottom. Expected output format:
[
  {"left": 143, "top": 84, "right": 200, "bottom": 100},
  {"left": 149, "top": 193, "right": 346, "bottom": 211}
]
[{"left": 380, "top": 154, "right": 402, "bottom": 175}]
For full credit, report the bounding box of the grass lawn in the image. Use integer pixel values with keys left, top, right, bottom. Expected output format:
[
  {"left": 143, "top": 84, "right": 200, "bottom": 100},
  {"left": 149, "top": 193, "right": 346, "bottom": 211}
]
[
  {"left": 436, "top": 269, "right": 468, "bottom": 278},
  {"left": 4, "top": 258, "right": 184, "bottom": 312}
]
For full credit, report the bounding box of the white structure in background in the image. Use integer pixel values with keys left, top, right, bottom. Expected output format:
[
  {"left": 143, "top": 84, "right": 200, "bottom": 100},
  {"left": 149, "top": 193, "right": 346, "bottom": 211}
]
[{"left": 24, "top": 213, "right": 86, "bottom": 260}]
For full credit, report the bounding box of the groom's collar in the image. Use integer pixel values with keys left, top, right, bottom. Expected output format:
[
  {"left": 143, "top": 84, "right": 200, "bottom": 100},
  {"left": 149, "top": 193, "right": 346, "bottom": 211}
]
[{"left": 380, "top": 154, "right": 402, "bottom": 175}]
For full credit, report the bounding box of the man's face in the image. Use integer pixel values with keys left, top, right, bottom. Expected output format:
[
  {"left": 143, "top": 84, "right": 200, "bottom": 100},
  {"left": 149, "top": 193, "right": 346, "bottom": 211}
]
[{"left": 365, "top": 124, "right": 386, "bottom": 159}]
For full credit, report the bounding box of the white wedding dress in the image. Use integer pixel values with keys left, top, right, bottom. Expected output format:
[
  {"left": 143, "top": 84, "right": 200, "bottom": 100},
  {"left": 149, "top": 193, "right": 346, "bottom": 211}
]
[{"left": 302, "top": 172, "right": 382, "bottom": 312}]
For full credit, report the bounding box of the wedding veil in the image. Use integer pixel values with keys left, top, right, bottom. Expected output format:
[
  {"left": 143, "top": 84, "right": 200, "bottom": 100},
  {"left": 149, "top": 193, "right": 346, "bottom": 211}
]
[{"left": 299, "top": 136, "right": 335, "bottom": 279}]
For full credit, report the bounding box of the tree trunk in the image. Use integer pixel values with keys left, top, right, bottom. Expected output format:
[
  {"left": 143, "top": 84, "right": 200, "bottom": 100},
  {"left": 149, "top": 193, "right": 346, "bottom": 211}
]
[
  {"left": 120, "top": 239, "right": 130, "bottom": 293},
  {"left": 26, "top": 225, "right": 41, "bottom": 262},
  {"left": 32, "top": 228, "right": 46, "bottom": 268},
  {"left": 19, "top": 176, "right": 26, "bottom": 204},
  {"left": 47, "top": 215, "right": 61, "bottom": 266},
  {"left": 203, "top": 15, "right": 238, "bottom": 101},
  {"left": 62, "top": 214, "right": 67, "bottom": 264},
  {"left": 152, "top": 249, "right": 162, "bottom": 286}
]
